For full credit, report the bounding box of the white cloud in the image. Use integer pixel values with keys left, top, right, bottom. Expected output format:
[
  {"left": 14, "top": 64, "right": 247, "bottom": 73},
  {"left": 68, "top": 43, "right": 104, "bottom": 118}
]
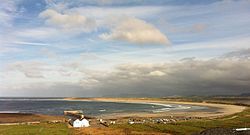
[
  {"left": 40, "top": 48, "right": 58, "bottom": 58},
  {"left": 0, "top": 1, "right": 16, "bottom": 26},
  {"left": 14, "top": 27, "right": 60, "bottom": 40},
  {"left": 12, "top": 41, "right": 50, "bottom": 46},
  {"left": 100, "top": 17, "right": 170, "bottom": 45},
  {"left": 39, "top": 9, "right": 96, "bottom": 33},
  {"left": 0, "top": 46, "right": 23, "bottom": 54},
  {"left": 149, "top": 70, "right": 166, "bottom": 76},
  {"left": 68, "top": 6, "right": 165, "bottom": 19},
  {"left": 6, "top": 61, "right": 47, "bottom": 78},
  {"left": 12, "top": 26, "right": 87, "bottom": 42}
]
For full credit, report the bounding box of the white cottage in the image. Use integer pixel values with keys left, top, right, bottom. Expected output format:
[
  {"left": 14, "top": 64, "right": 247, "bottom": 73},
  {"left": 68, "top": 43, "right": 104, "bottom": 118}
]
[{"left": 73, "top": 118, "right": 90, "bottom": 128}]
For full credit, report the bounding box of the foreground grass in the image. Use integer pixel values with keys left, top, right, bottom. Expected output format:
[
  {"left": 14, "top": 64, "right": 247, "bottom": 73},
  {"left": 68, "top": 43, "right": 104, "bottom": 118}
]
[
  {"left": 111, "top": 108, "right": 250, "bottom": 135},
  {"left": 0, "top": 123, "right": 73, "bottom": 135}
]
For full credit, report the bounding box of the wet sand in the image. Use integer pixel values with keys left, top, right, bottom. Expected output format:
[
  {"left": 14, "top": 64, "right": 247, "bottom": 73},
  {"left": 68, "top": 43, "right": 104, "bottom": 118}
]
[{"left": 64, "top": 97, "right": 246, "bottom": 119}]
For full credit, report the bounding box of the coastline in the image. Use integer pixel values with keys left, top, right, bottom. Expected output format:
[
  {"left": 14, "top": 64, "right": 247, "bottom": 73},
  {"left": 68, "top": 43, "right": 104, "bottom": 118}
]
[
  {"left": 64, "top": 97, "right": 246, "bottom": 119},
  {"left": 0, "top": 97, "right": 248, "bottom": 135},
  {"left": 0, "top": 97, "right": 246, "bottom": 124}
]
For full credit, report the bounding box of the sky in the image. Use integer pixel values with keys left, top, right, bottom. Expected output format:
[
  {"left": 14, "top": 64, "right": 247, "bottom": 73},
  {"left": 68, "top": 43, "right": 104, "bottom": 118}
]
[{"left": 0, "top": 0, "right": 250, "bottom": 97}]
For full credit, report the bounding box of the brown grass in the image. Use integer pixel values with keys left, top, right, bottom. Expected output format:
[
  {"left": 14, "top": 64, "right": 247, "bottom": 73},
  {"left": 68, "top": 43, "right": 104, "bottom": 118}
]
[
  {"left": 0, "top": 113, "right": 64, "bottom": 123},
  {"left": 73, "top": 127, "right": 170, "bottom": 135}
]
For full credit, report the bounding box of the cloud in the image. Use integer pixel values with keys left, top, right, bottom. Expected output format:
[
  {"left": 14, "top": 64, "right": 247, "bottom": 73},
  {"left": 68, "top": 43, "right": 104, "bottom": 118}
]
[
  {"left": 0, "top": 46, "right": 23, "bottom": 54},
  {"left": 2, "top": 55, "right": 250, "bottom": 97},
  {"left": 0, "top": 1, "right": 16, "bottom": 27},
  {"left": 40, "top": 48, "right": 58, "bottom": 58},
  {"left": 100, "top": 17, "right": 170, "bottom": 45},
  {"left": 11, "top": 41, "right": 50, "bottom": 46},
  {"left": 39, "top": 9, "right": 96, "bottom": 33},
  {"left": 79, "top": 58, "right": 250, "bottom": 96},
  {"left": 68, "top": 6, "right": 165, "bottom": 19},
  {"left": 6, "top": 61, "right": 47, "bottom": 78},
  {"left": 37, "top": 5, "right": 169, "bottom": 45},
  {"left": 2, "top": 0, "right": 250, "bottom": 97},
  {"left": 45, "top": 0, "right": 158, "bottom": 7},
  {"left": 191, "top": 24, "right": 207, "bottom": 32},
  {"left": 222, "top": 48, "right": 250, "bottom": 59},
  {"left": 13, "top": 27, "right": 60, "bottom": 40},
  {"left": 149, "top": 70, "right": 166, "bottom": 76},
  {"left": 45, "top": 0, "right": 220, "bottom": 7},
  {"left": 0, "top": 82, "right": 96, "bottom": 97}
]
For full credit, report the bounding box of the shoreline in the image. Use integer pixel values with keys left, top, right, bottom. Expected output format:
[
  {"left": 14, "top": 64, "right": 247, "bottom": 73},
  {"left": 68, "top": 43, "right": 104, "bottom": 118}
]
[
  {"left": 64, "top": 97, "right": 246, "bottom": 119},
  {"left": 0, "top": 97, "right": 246, "bottom": 124}
]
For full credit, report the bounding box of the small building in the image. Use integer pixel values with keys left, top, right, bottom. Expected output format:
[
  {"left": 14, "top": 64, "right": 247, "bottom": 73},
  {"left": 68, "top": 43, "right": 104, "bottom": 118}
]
[
  {"left": 64, "top": 111, "right": 90, "bottom": 128},
  {"left": 73, "top": 118, "right": 90, "bottom": 128}
]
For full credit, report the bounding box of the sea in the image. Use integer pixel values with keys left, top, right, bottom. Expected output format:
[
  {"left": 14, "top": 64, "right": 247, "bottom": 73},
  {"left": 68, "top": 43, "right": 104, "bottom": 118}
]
[{"left": 0, "top": 98, "right": 212, "bottom": 116}]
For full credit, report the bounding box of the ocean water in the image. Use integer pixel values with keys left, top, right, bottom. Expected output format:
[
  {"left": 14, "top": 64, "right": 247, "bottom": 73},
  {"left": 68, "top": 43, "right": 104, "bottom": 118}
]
[{"left": 0, "top": 98, "right": 210, "bottom": 116}]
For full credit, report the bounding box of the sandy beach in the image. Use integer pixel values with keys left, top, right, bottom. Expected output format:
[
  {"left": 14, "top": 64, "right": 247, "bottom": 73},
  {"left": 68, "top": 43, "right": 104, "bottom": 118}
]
[{"left": 64, "top": 97, "right": 246, "bottom": 119}]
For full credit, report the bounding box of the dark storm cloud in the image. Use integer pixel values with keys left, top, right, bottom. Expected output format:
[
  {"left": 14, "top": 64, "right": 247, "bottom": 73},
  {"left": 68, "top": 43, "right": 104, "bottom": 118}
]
[{"left": 82, "top": 58, "right": 250, "bottom": 97}]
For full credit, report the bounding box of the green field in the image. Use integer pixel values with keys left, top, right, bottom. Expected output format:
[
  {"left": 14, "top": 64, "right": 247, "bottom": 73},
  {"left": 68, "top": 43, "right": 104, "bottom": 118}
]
[{"left": 0, "top": 123, "right": 73, "bottom": 135}]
